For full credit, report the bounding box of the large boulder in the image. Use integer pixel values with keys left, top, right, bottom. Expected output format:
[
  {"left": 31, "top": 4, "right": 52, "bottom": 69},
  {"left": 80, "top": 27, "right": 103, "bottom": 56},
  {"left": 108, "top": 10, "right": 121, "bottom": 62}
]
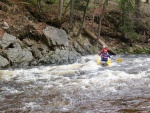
[
  {"left": 31, "top": 46, "right": 42, "bottom": 59},
  {"left": 38, "top": 49, "right": 68, "bottom": 65},
  {"left": 0, "top": 26, "right": 83, "bottom": 68},
  {"left": 68, "top": 49, "right": 81, "bottom": 63},
  {"left": 0, "top": 33, "right": 16, "bottom": 49},
  {"left": 43, "top": 26, "right": 69, "bottom": 47},
  {"left": 5, "top": 48, "right": 33, "bottom": 67},
  {"left": 0, "top": 55, "right": 9, "bottom": 68}
]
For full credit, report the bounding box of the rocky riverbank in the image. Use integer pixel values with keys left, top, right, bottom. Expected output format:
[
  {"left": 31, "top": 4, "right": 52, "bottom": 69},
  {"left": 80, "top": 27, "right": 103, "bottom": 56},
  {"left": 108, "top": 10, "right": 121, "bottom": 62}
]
[{"left": 0, "top": 25, "right": 97, "bottom": 68}]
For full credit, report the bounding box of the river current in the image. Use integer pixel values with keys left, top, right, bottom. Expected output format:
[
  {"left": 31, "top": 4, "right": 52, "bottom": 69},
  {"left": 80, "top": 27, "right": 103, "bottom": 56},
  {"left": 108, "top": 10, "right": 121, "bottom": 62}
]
[{"left": 0, "top": 54, "right": 150, "bottom": 113}]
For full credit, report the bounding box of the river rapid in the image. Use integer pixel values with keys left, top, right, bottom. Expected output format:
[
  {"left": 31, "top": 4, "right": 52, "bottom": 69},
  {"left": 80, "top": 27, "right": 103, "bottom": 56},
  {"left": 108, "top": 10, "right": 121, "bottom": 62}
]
[{"left": 0, "top": 54, "right": 150, "bottom": 113}]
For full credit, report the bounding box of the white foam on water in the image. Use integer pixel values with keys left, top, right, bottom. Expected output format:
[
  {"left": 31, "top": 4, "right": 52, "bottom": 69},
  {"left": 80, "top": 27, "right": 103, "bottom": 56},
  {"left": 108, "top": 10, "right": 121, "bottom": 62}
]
[
  {"left": 0, "top": 55, "right": 149, "bottom": 90},
  {"left": 1, "top": 55, "right": 149, "bottom": 80},
  {"left": 22, "top": 102, "right": 42, "bottom": 111},
  {"left": 1, "top": 87, "right": 23, "bottom": 98},
  {"left": 0, "top": 69, "right": 31, "bottom": 81},
  {"left": 0, "top": 55, "right": 150, "bottom": 113}
]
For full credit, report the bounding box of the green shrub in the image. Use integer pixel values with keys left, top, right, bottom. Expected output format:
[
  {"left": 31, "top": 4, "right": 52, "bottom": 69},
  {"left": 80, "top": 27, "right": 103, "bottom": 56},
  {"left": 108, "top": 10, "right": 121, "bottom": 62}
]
[{"left": 126, "top": 32, "right": 139, "bottom": 41}]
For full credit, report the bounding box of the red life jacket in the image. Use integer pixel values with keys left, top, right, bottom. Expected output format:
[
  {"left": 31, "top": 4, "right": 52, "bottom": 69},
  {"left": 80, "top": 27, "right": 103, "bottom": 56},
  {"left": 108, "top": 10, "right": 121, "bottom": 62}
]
[{"left": 102, "top": 53, "right": 108, "bottom": 58}]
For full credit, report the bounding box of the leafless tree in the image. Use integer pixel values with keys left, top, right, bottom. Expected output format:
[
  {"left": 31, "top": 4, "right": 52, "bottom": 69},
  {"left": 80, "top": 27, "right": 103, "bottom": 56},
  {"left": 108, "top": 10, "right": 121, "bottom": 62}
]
[
  {"left": 59, "top": 0, "right": 64, "bottom": 20},
  {"left": 98, "top": 0, "right": 108, "bottom": 39},
  {"left": 69, "top": 0, "right": 75, "bottom": 30},
  {"left": 37, "top": 0, "right": 42, "bottom": 13},
  {"left": 135, "top": 0, "right": 141, "bottom": 18}
]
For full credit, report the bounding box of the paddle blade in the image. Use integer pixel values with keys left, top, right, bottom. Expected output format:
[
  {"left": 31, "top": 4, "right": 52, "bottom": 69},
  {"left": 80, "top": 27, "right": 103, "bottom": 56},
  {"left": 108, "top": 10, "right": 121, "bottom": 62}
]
[
  {"left": 96, "top": 56, "right": 100, "bottom": 65},
  {"left": 117, "top": 58, "right": 123, "bottom": 62},
  {"left": 106, "top": 58, "right": 112, "bottom": 66}
]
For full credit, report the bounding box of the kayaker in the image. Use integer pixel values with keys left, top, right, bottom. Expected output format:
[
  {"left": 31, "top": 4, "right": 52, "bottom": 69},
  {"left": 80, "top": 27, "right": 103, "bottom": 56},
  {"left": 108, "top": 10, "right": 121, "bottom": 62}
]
[
  {"left": 98, "top": 45, "right": 108, "bottom": 56},
  {"left": 99, "top": 46, "right": 111, "bottom": 62},
  {"left": 101, "top": 49, "right": 111, "bottom": 62}
]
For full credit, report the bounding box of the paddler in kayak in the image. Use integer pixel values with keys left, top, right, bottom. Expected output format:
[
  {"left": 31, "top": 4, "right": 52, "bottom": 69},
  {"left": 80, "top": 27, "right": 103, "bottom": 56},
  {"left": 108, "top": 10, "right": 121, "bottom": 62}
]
[
  {"left": 98, "top": 46, "right": 111, "bottom": 65},
  {"left": 98, "top": 45, "right": 108, "bottom": 56}
]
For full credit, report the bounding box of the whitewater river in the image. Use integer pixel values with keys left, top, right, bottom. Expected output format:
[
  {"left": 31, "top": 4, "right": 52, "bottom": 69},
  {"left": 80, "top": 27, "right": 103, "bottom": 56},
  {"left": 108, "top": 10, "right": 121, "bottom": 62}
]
[{"left": 0, "top": 54, "right": 150, "bottom": 113}]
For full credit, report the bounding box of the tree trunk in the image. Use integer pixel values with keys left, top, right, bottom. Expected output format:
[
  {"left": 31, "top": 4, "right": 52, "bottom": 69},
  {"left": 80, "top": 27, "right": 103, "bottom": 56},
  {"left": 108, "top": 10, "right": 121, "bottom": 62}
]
[
  {"left": 91, "top": 1, "right": 97, "bottom": 32},
  {"left": 62, "top": 1, "right": 70, "bottom": 20},
  {"left": 37, "top": 0, "right": 41, "bottom": 14},
  {"left": 135, "top": 0, "right": 141, "bottom": 18},
  {"left": 145, "top": 0, "right": 149, "bottom": 3},
  {"left": 59, "top": 0, "right": 63, "bottom": 20},
  {"left": 91, "top": 14, "right": 94, "bottom": 32},
  {"left": 98, "top": 0, "right": 108, "bottom": 40},
  {"left": 69, "top": 0, "right": 74, "bottom": 30},
  {"left": 83, "top": 28, "right": 116, "bottom": 55},
  {"left": 82, "top": 0, "right": 90, "bottom": 28},
  {"left": 77, "top": 0, "right": 90, "bottom": 36}
]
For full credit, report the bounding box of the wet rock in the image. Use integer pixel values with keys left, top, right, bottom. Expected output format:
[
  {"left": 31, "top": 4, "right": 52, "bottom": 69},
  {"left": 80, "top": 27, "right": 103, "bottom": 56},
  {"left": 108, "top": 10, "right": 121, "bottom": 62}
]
[
  {"left": 38, "top": 41, "right": 49, "bottom": 54},
  {"left": 16, "top": 39, "right": 25, "bottom": 48},
  {"left": 43, "top": 26, "right": 69, "bottom": 47},
  {"left": 0, "top": 27, "right": 82, "bottom": 68},
  {"left": 1, "top": 33, "right": 16, "bottom": 49},
  {"left": 2, "top": 21, "right": 9, "bottom": 29},
  {"left": 31, "top": 46, "right": 42, "bottom": 59},
  {"left": 5, "top": 48, "right": 33, "bottom": 67},
  {"left": 22, "top": 38, "right": 32, "bottom": 46},
  {"left": 0, "top": 55, "right": 9, "bottom": 68},
  {"left": 68, "top": 49, "right": 81, "bottom": 64},
  {"left": 38, "top": 50, "right": 53, "bottom": 64},
  {"left": 55, "top": 49, "right": 68, "bottom": 64}
]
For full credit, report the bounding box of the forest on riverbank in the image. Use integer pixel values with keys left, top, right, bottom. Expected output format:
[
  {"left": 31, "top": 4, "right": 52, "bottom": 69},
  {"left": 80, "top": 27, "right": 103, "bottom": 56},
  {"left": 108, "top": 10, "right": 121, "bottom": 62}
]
[{"left": 0, "top": 0, "right": 150, "bottom": 54}]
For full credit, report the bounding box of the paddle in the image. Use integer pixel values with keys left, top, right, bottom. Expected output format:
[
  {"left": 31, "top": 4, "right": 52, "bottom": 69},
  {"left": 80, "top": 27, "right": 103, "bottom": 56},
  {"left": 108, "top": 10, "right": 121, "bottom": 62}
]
[{"left": 116, "top": 58, "right": 123, "bottom": 63}]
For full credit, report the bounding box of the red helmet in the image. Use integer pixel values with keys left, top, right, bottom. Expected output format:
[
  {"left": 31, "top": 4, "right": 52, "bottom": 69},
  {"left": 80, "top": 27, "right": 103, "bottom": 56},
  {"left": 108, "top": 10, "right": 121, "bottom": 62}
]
[{"left": 103, "top": 48, "right": 108, "bottom": 52}]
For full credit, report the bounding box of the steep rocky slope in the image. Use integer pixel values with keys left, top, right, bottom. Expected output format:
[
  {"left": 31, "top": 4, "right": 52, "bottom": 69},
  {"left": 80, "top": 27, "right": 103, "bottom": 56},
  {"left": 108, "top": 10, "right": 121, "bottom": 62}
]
[{"left": 0, "top": 0, "right": 96, "bottom": 68}]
